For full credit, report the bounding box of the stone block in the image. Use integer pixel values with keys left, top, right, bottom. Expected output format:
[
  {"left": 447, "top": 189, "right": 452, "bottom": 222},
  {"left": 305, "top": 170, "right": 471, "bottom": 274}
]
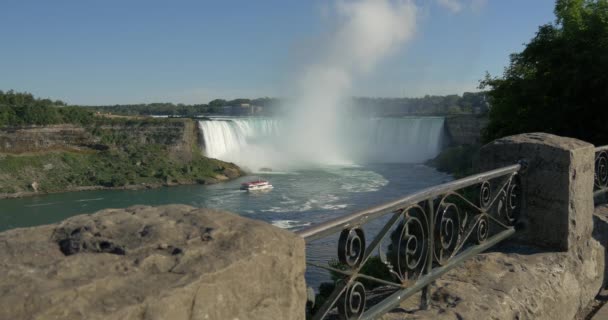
[
  {"left": 0, "top": 205, "right": 306, "bottom": 320},
  {"left": 479, "top": 132, "right": 595, "bottom": 251}
]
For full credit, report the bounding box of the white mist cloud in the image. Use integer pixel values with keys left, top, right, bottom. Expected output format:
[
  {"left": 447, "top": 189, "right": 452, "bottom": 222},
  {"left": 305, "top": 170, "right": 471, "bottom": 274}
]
[{"left": 282, "top": 0, "right": 418, "bottom": 166}]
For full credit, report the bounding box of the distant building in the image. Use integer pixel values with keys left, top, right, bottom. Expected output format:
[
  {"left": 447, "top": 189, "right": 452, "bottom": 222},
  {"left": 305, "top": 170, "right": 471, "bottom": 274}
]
[{"left": 233, "top": 103, "right": 252, "bottom": 115}]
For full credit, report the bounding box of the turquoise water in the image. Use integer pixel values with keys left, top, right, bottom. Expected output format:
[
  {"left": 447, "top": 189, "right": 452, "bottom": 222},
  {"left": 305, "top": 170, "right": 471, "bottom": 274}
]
[
  {"left": 0, "top": 163, "right": 451, "bottom": 286},
  {"left": 0, "top": 164, "right": 450, "bottom": 232}
]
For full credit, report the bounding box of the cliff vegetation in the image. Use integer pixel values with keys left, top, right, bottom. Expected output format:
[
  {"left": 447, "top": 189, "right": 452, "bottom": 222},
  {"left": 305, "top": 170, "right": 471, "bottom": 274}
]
[{"left": 0, "top": 92, "right": 242, "bottom": 198}]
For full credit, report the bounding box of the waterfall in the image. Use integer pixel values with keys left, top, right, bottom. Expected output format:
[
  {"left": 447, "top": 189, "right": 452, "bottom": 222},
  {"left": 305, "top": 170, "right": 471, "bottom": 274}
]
[
  {"left": 347, "top": 117, "right": 445, "bottom": 163},
  {"left": 198, "top": 117, "right": 444, "bottom": 169},
  {"left": 198, "top": 118, "right": 282, "bottom": 165}
]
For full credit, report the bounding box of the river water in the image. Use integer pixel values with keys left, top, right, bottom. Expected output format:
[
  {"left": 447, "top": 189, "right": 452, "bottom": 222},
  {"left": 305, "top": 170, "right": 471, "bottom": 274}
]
[
  {"left": 0, "top": 116, "right": 452, "bottom": 286},
  {"left": 0, "top": 164, "right": 450, "bottom": 232}
]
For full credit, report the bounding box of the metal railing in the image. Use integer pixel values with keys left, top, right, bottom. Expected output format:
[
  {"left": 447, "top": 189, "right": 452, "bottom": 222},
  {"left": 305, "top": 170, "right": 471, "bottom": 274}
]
[
  {"left": 297, "top": 163, "right": 524, "bottom": 320},
  {"left": 595, "top": 146, "right": 608, "bottom": 200}
]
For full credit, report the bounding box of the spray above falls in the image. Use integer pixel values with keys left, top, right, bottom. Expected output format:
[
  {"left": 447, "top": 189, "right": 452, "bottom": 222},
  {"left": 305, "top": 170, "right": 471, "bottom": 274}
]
[
  {"left": 282, "top": 0, "right": 418, "bottom": 165},
  {"left": 200, "top": 0, "right": 423, "bottom": 170}
]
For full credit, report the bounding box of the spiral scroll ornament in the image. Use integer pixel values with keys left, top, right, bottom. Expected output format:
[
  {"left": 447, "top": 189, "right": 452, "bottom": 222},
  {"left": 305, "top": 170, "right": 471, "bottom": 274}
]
[
  {"left": 596, "top": 151, "right": 608, "bottom": 189},
  {"left": 505, "top": 175, "right": 521, "bottom": 225},
  {"left": 337, "top": 281, "right": 366, "bottom": 320},
  {"left": 480, "top": 181, "right": 492, "bottom": 210},
  {"left": 338, "top": 228, "right": 366, "bottom": 268},
  {"left": 475, "top": 215, "right": 489, "bottom": 244},
  {"left": 434, "top": 202, "right": 462, "bottom": 265},
  {"left": 390, "top": 206, "right": 428, "bottom": 281}
]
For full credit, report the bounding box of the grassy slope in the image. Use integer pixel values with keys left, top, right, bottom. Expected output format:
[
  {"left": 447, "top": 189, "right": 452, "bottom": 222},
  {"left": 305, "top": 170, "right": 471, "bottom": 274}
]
[
  {"left": 0, "top": 119, "right": 242, "bottom": 195},
  {"left": 0, "top": 145, "right": 240, "bottom": 195}
]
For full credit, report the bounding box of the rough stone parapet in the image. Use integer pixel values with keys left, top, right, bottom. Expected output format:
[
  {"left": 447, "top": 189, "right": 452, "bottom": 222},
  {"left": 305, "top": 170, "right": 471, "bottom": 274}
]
[
  {"left": 385, "top": 132, "right": 605, "bottom": 319},
  {"left": 479, "top": 132, "right": 595, "bottom": 251},
  {"left": 382, "top": 240, "right": 604, "bottom": 320},
  {"left": 0, "top": 205, "right": 307, "bottom": 320}
]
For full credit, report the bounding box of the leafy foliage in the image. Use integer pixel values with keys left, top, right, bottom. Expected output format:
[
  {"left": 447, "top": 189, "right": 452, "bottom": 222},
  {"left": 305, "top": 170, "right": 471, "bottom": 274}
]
[
  {"left": 0, "top": 143, "right": 234, "bottom": 194},
  {"left": 481, "top": 0, "right": 608, "bottom": 145},
  {"left": 88, "top": 97, "right": 281, "bottom": 116},
  {"left": 353, "top": 92, "right": 489, "bottom": 116},
  {"left": 0, "top": 90, "right": 93, "bottom": 126}
]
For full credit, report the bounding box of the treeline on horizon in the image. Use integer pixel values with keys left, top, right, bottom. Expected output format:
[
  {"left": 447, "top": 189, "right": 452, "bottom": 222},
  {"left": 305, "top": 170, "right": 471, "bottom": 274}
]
[
  {"left": 353, "top": 92, "right": 488, "bottom": 116},
  {"left": 86, "top": 93, "right": 488, "bottom": 116},
  {"left": 86, "top": 97, "right": 282, "bottom": 117},
  {"left": 0, "top": 90, "right": 489, "bottom": 127},
  {"left": 0, "top": 90, "right": 94, "bottom": 126}
]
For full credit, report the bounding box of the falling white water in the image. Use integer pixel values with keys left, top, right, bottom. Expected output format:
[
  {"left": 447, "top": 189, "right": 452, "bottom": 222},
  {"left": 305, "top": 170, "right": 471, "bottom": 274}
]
[
  {"left": 198, "top": 117, "right": 444, "bottom": 169},
  {"left": 198, "top": 118, "right": 285, "bottom": 171}
]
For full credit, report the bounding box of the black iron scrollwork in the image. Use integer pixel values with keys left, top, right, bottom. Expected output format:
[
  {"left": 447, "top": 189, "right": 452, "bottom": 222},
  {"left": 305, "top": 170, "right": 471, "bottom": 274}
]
[
  {"left": 337, "top": 281, "right": 366, "bottom": 320},
  {"left": 304, "top": 165, "right": 523, "bottom": 320},
  {"left": 338, "top": 228, "right": 366, "bottom": 268},
  {"left": 596, "top": 151, "right": 608, "bottom": 189},
  {"left": 480, "top": 181, "right": 492, "bottom": 210},
  {"left": 391, "top": 206, "right": 428, "bottom": 281},
  {"left": 505, "top": 175, "right": 521, "bottom": 225},
  {"left": 475, "top": 214, "right": 489, "bottom": 244},
  {"left": 434, "top": 202, "right": 461, "bottom": 265}
]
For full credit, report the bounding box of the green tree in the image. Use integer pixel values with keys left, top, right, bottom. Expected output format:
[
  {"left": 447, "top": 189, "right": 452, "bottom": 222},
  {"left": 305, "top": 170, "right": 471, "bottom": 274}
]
[{"left": 481, "top": 0, "right": 608, "bottom": 145}]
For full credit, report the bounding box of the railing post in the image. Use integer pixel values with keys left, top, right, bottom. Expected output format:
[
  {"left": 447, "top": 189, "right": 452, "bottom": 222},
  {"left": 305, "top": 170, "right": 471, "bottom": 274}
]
[
  {"left": 479, "top": 132, "right": 595, "bottom": 251},
  {"left": 421, "top": 198, "right": 434, "bottom": 309}
]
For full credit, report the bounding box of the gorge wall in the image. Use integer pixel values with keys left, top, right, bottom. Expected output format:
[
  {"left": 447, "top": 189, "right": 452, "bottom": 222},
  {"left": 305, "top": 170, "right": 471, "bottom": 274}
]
[
  {"left": 0, "top": 118, "right": 242, "bottom": 198},
  {"left": 444, "top": 114, "right": 489, "bottom": 146},
  {"left": 0, "top": 118, "right": 201, "bottom": 161},
  {"left": 0, "top": 124, "right": 93, "bottom": 153}
]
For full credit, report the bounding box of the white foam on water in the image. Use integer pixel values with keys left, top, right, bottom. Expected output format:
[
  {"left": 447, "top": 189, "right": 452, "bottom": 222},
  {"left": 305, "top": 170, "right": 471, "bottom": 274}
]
[
  {"left": 320, "top": 204, "right": 348, "bottom": 210},
  {"left": 324, "top": 167, "right": 389, "bottom": 193},
  {"left": 261, "top": 193, "right": 346, "bottom": 213},
  {"left": 271, "top": 220, "right": 312, "bottom": 230},
  {"left": 24, "top": 202, "right": 58, "bottom": 208},
  {"left": 75, "top": 198, "right": 104, "bottom": 202}
]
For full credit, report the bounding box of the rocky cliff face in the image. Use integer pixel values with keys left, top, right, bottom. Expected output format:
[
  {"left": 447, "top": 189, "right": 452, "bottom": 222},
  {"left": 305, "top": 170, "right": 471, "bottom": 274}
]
[
  {"left": 444, "top": 115, "right": 489, "bottom": 146},
  {"left": 96, "top": 119, "right": 201, "bottom": 162},
  {"left": 0, "top": 119, "right": 201, "bottom": 160},
  {"left": 0, "top": 119, "right": 242, "bottom": 198},
  {"left": 0, "top": 125, "right": 95, "bottom": 153},
  {"left": 0, "top": 205, "right": 306, "bottom": 320}
]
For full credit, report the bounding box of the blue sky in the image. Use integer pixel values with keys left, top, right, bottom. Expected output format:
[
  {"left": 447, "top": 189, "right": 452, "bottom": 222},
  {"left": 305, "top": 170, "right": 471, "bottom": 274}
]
[{"left": 0, "top": 0, "right": 556, "bottom": 105}]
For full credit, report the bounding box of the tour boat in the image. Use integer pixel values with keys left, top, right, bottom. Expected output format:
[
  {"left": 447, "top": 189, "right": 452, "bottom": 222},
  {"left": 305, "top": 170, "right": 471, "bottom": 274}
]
[{"left": 240, "top": 179, "right": 273, "bottom": 191}]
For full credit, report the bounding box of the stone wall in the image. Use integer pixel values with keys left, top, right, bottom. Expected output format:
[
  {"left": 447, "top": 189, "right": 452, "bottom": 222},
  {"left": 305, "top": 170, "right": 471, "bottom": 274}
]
[
  {"left": 444, "top": 114, "right": 489, "bottom": 146},
  {"left": 386, "top": 132, "right": 605, "bottom": 319},
  {"left": 0, "top": 205, "right": 307, "bottom": 320}
]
